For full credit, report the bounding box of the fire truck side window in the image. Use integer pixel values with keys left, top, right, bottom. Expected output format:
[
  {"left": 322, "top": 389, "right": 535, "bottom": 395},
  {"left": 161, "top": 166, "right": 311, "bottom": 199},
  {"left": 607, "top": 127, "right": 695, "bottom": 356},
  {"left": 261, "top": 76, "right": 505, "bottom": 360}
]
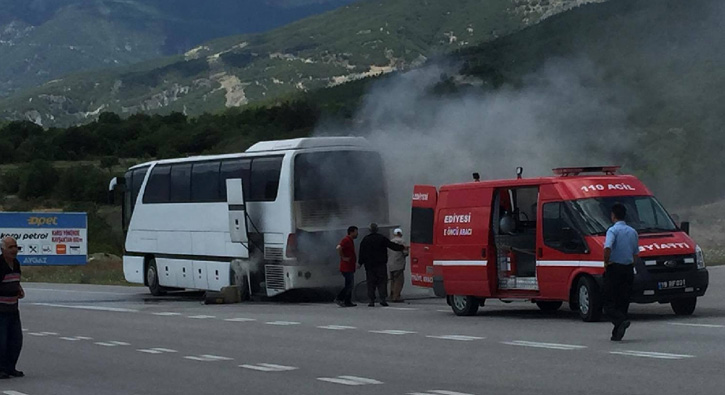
[
  {"left": 411, "top": 207, "right": 435, "bottom": 244},
  {"left": 542, "top": 202, "right": 586, "bottom": 253}
]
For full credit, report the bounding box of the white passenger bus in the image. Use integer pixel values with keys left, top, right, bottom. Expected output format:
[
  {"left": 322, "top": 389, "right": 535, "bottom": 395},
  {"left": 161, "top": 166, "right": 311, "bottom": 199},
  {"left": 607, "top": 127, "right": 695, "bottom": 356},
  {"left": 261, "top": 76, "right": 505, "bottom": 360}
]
[{"left": 110, "top": 137, "right": 392, "bottom": 298}]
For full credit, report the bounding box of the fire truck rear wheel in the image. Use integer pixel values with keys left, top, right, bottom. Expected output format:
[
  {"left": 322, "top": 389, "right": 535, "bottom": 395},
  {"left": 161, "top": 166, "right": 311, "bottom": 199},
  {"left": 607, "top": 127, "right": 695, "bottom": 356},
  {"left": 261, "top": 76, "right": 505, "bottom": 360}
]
[
  {"left": 451, "top": 295, "right": 480, "bottom": 316},
  {"left": 576, "top": 276, "right": 602, "bottom": 322},
  {"left": 536, "top": 301, "right": 563, "bottom": 312},
  {"left": 671, "top": 297, "right": 696, "bottom": 316}
]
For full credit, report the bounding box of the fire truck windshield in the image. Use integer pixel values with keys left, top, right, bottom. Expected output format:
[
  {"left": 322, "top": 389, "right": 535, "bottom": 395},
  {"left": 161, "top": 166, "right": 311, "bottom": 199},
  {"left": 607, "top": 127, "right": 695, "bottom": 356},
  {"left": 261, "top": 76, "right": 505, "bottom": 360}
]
[{"left": 567, "top": 196, "right": 677, "bottom": 235}]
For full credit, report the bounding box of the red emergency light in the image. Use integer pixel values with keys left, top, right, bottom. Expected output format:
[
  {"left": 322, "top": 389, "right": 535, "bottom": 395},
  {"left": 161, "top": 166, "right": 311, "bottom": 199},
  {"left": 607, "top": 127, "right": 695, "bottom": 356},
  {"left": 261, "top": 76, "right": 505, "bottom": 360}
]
[{"left": 552, "top": 166, "right": 621, "bottom": 176}]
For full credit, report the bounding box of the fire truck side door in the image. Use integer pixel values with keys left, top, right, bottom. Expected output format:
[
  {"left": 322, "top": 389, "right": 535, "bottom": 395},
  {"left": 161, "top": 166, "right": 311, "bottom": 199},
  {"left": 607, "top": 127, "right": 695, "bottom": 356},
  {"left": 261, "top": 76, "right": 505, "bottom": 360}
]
[{"left": 411, "top": 185, "right": 437, "bottom": 289}]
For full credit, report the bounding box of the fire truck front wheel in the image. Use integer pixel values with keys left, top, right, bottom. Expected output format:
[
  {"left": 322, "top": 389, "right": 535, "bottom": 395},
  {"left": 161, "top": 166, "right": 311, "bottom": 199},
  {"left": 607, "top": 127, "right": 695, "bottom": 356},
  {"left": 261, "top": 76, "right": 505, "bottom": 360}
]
[
  {"left": 451, "top": 295, "right": 480, "bottom": 316},
  {"left": 671, "top": 297, "right": 697, "bottom": 316},
  {"left": 576, "top": 276, "right": 602, "bottom": 322}
]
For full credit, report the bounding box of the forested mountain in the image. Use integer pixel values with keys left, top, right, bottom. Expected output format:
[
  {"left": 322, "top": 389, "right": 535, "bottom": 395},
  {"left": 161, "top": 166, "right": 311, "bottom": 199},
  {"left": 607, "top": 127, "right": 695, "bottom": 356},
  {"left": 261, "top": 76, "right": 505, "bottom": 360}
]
[
  {"left": 0, "top": 0, "right": 602, "bottom": 126},
  {"left": 0, "top": 0, "right": 355, "bottom": 97}
]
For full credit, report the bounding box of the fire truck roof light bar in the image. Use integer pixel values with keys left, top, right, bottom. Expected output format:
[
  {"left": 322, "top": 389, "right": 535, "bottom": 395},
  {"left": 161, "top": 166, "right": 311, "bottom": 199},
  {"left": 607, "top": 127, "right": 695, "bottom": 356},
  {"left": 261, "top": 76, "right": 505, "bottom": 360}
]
[{"left": 552, "top": 166, "right": 621, "bottom": 177}]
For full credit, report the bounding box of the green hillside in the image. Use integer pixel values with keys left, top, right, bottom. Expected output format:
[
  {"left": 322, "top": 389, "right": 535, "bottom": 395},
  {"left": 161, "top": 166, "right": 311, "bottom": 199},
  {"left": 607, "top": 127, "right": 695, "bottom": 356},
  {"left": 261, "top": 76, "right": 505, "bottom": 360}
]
[
  {"left": 454, "top": 0, "right": 725, "bottom": 204},
  {"left": 0, "top": 0, "right": 355, "bottom": 98},
  {"left": 0, "top": 0, "right": 595, "bottom": 126}
]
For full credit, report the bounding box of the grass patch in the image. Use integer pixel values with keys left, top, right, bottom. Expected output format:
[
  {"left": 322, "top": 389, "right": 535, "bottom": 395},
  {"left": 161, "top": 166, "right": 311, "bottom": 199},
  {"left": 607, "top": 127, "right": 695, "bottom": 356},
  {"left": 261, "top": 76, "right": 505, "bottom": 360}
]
[{"left": 22, "top": 254, "right": 132, "bottom": 286}]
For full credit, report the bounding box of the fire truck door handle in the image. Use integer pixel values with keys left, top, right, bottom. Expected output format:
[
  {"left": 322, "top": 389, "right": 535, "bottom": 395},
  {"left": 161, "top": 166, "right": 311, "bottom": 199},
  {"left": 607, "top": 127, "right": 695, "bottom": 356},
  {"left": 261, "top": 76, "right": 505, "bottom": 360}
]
[
  {"left": 424, "top": 246, "right": 430, "bottom": 251},
  {"left": 413, "top": 258, "right": 419, "bottom": 263},
  {"left": 537, "top": 248, "right": 543, "bottom": 258}
]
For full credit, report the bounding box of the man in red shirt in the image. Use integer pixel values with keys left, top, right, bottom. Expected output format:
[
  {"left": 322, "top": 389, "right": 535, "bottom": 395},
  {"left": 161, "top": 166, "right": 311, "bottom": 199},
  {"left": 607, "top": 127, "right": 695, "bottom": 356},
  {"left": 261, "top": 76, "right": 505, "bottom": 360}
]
[{"left": 335, "top": 226, "right": 358, "bottom": 307}]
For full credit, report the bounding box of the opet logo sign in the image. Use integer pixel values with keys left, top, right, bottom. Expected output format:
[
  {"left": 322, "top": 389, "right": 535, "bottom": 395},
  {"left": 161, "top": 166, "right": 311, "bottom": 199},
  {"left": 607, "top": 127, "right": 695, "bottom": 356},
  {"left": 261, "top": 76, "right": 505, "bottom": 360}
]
[{"left": 27, "top": 216, "right": 58, "bottom": 226}]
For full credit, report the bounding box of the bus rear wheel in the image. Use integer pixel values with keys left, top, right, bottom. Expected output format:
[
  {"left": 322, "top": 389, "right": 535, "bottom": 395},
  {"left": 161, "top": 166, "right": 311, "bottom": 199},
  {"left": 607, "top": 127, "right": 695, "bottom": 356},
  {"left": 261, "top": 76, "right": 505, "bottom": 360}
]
[
  {"left": 451, "top": 295, "right": 480, "bottom": 316},
  {"left": 671, "top": 297, "right": 697, "bottom": 316},
  {"left": 147, "top": 258, "right": 166, "bottom": 296}
]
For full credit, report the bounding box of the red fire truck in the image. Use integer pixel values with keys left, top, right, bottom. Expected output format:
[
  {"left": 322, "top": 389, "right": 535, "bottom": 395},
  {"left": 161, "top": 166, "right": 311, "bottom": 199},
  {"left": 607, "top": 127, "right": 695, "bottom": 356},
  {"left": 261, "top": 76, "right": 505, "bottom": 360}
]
[{"left": 410, "top": 167, "right": 708, "bottom": 321}]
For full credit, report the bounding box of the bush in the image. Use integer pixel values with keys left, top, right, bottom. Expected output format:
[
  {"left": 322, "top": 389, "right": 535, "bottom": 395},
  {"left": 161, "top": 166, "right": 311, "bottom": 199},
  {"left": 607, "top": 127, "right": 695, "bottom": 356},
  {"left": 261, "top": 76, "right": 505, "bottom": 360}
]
[
  {"left": 18, "top": 160, "right": 58, "bottom": 199},
  {"left": 55, "top": 165, "right": 109, "bottom": 204},
  {"left": 0, "top": 170, "right": 21, "bottom": 194}
]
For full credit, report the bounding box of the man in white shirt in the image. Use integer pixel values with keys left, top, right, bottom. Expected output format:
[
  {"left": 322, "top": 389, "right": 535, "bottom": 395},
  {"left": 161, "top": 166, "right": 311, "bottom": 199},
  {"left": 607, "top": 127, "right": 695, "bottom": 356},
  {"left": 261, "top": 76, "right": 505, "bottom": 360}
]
[{"left": 387, "top": 228, "right": 408, "bottom": 303}]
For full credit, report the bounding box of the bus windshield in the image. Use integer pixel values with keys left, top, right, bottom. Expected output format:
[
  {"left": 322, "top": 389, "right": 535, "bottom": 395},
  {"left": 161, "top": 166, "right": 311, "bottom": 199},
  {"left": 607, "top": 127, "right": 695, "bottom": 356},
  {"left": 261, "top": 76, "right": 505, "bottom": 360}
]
[
  {"left": 568, "top": 196, "right": 677, "bottom": 235},
  {"left": 294, "top": 150, "right": 388, "bottom": 229}
]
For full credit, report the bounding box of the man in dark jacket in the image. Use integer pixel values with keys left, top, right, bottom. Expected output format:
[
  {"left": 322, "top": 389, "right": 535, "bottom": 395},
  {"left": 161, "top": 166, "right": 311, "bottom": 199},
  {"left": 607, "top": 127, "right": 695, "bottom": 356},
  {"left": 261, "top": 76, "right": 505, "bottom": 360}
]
[
  {"left": 0, "top": 237, "right": 24, "bottom": 379},
  {"left": 359, "top": 223, "right": 405, "bottom": 307}
]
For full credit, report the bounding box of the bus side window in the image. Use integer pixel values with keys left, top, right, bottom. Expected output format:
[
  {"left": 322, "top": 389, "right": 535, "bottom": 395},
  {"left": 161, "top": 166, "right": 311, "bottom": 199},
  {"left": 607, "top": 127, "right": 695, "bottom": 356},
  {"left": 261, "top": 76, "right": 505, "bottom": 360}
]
[
  {"left": 191, "top": 161, "right": 221, "bottom": 202},
  {"left": 220, "top": 159, "right": 251, "bottom": 200},
  {"left": 250, "top": 157, "right": 283, "bottom": 202},
  {"left": 143, "top": 165, "right": 171, "bottom": 203},
  {"left": 170, "top": 164, "right": 192, "bottom": 203}
]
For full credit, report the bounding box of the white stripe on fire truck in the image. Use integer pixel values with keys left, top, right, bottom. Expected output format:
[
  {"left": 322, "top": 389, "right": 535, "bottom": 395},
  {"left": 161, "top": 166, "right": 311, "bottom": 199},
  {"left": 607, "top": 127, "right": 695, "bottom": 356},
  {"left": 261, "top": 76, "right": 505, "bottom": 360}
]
[
  {"left": 433, "top": 260, "right": 488, "bottom": 267},
  {"left": 536, "top": 261, "right": 604, "bottom": 268}
]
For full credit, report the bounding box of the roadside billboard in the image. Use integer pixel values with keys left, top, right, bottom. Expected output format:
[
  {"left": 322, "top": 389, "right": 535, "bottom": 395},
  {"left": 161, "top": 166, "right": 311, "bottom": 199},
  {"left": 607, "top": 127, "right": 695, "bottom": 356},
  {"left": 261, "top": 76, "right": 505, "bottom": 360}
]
[{"left": 0, "top": 212, "right": 88, "bottom": 266}]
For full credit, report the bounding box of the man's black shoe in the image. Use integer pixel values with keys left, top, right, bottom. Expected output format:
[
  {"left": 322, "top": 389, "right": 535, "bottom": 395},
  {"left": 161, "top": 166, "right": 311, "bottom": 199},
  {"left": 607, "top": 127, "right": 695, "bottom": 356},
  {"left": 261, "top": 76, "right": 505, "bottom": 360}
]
[
  {"left": 334, "top": 299, "right": 344, "bottom": 307},
  {"left": 9, "top": 370, "right": 24, "bottom": 377},
  {"left": 0, "top": 371, "right": 10, "bottom": 379},
  {"left": 380, "top": 301, "right": 389, "bottom": 307},
  {"left": 368, "top": 302, "right": 375, "bottom": 307},
  {"left": 344, "top": 302, "right": 357, "bottom": 307},
  {"left": 613, "top": 320, "right": 631, "bottom": 341}
]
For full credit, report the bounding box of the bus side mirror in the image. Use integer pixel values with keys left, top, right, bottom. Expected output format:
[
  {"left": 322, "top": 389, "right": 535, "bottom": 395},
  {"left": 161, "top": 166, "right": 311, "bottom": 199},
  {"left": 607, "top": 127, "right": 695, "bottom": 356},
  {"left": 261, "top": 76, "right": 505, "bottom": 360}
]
[
  {"left": 680, "top": 221, "right": 690, "bottom": 235},
  {"left": 107, "top": 176, "right": 125, "bottom": 205}
]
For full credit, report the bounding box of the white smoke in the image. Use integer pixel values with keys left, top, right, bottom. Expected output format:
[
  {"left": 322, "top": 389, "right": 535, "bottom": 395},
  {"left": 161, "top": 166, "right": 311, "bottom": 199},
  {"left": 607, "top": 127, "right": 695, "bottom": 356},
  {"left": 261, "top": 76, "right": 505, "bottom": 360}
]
[{"left": 317, "top": 58, "right": 637, "bottom": 230}]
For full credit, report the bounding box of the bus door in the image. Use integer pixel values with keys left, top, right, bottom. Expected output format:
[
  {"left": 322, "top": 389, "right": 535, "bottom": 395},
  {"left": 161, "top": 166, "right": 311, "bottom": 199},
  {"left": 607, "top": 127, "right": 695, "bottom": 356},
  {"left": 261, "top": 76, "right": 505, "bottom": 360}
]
[
  {"left": 411, "top": 186, "right": 437, "bottom": 291},
  {"left": 226, "top": 178, "right": 250, "bottom": 258}
]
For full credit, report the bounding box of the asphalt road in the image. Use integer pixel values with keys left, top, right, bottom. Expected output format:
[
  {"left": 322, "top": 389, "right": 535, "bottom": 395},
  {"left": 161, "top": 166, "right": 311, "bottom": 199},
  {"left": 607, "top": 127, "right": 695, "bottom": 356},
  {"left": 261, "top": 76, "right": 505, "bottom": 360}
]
[{"left": 3, "top": 267, "right": 725, "bottom": 395}]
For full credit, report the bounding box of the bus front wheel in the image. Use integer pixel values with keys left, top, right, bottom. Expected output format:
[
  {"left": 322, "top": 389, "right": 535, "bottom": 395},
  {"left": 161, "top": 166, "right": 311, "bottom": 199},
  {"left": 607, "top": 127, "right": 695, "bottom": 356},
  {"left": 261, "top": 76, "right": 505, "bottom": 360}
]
[{"left": 147, "top": 258, "right": 166, "bottom": 296}]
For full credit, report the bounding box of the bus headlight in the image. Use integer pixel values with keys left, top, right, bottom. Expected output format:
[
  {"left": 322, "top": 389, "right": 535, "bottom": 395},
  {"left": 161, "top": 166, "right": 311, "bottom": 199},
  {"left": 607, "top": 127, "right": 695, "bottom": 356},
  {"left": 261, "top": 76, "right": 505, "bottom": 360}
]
[{"left": 696, "top": 245, "right": 706, "bottom": 269}]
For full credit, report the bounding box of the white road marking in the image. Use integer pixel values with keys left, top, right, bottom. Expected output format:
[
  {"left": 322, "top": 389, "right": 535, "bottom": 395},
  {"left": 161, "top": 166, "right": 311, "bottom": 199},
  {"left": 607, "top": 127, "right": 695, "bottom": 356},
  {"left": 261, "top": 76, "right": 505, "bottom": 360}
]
[
  {"left": 437, "top": 309, "right": 451, "bottom": 313},
  {"left": 317, "top": 376, "right": 383, "bottom": 386},
  {"left": 28, "top": 332, "right": 58, "bottom": 337},
  {"left": 4, "top": 391, "right": 30, "bottom": 395},
  {"left": 224, "top": 318, "right": 257, "bottom": 322},
  {"left": 426, "top": 335, "right": 485, "bottom": 341},
  {"left": 24, "top": 288, "right": 131, "bottom": 296},
  {"left": 184, "top": 354, "right": 234, "bottom": 362},
  {"left": 502, "top": 341, "right": 587, "bottom": 350},
  {"left": 317, "top": 325, "right": 357, "bottom": 330},
  {"left": 153, "top": 312, "right": 182, "bottom": 316},
  {"left": 21, "top": 329, "right": 28, "bottom": 332},
  {"left": 138, "top": 348, "right": 178, "bottom": 354},
  {"left": 32, "top": 303, "right": 138, "bottom": 313},
  {"left": 409, "top": 391, "right": 475, "bottom": 395},
  {"left": 188, "top": 315, "right": 216, "bottom": 319},
  {"left": 369, "top": 330, "right": 417, "bottom": 335},
  {"left": 95, "top": 341, "right": 130, "bottom": 347},
  {"left": 670, "top": 322, "right": 724, "bottom": 328},
  {"left": 149, "top": 348, "right": 177, "bottom": 353},
  {"left": 60, "top": 336, "right": 92, "bottom": 341},
  {"left": 610, "top": 350, "right": 694, "bottom": 360},
  {"left": 383, "top": 307, "right": 418, "bottom": 311},
  {"left": 266, "top": 321, "right": 301, "bottom": 326},
  {"left": 240, "top": 363, "right": 299, "bottom": 372}
]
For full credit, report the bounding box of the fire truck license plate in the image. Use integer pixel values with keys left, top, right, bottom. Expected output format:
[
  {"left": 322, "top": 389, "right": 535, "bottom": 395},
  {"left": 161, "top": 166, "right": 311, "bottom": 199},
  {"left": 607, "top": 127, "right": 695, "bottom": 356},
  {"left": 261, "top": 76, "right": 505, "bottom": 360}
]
[{"left": 658, "top": 279, "right": 686, "bottom": 290}]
